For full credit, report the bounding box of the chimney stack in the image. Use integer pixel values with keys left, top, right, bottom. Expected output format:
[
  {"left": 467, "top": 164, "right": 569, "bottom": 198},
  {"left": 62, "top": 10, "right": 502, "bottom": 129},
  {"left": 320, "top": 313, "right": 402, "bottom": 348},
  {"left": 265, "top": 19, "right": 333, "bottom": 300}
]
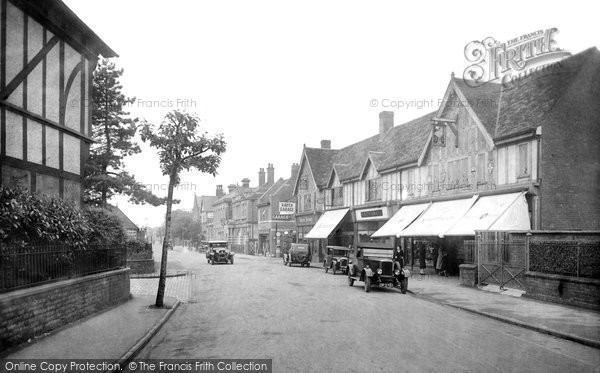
[
  {"left": 267, "top": 163, "right": 275, "bottom": 185},
  {"left": 320, "top": 139, "right": 331, "bottom": 149},
  {"left": 241, "top": 178, "right": 250, "bottom": 189},
  {"left": 258, "top": 168, "right": 265, "bottom": 187},
  {"left": 291, "top": 163, "right": 300, "bottom": 179},
  {"left": 228, "top": 184, "right": 236, "bottom": 194},
  {"left": 379, "top": 111, "right": 394, "bottom": 140},
  {"left": 216, "top": 185, "right": 224, "bottom": 198}
]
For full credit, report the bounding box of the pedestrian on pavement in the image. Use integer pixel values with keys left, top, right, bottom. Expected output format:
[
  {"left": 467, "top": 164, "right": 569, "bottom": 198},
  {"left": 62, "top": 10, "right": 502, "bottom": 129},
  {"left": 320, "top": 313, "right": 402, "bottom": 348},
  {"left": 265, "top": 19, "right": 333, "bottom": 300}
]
[
  {"left": 419, "top": 244, "right": 427, "bottom": 275},
  {"left": 440, "top": 247, "right": 448, "bottom": 277},
  {"left": 436, "top": 245, "right": 443, "bottom": 274}
]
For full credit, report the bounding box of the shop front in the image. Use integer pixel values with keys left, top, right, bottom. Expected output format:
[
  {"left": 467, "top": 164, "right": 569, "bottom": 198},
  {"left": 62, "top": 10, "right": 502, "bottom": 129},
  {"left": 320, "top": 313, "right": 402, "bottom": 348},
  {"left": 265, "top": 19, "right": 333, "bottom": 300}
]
[
  {"left": 373, "top": 192, "right": 531, "bottom": 276},
  {"left": 304, "top": 208, "right": 349, "bottom": 263},
  {"left": 296, "top": 213, "right": 321, "bottom": 261},
  {"left": 353, "top": 206, "right": 394, "bottom": 249}
]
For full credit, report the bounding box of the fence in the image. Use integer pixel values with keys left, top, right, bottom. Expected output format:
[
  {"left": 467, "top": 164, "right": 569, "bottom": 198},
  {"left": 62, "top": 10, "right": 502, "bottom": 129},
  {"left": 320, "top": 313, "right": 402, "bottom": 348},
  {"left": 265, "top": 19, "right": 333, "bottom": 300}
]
[
  {"left": 0, "top": 243, "right": 126, "bottom": 293},
  {"left": 528, "top": 240, "right": 600, "bottom": 279}
]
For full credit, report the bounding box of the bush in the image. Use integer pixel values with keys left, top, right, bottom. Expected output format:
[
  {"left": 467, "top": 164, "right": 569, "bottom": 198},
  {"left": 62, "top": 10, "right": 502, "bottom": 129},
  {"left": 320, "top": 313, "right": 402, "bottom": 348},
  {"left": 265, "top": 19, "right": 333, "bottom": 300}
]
[
  {"left": 0, "top": 185, "right": 90, "bottom": 247},
  {"left": 83, "top": 207, "right": 126, "bottom": 246},
  {"left": 125, "top": 240, "right": 153, "bottom": 260}
]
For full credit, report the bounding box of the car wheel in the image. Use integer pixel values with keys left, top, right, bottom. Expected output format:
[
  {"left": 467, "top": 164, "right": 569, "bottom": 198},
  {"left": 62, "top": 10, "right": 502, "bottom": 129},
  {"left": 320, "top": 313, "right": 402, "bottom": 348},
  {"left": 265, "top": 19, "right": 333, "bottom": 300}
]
[
  {"left": 364, "top": 276, "right": 371, "bottom": 292},
  {"left": 348, "top": 276, "right": 354, "bottom": 287}
]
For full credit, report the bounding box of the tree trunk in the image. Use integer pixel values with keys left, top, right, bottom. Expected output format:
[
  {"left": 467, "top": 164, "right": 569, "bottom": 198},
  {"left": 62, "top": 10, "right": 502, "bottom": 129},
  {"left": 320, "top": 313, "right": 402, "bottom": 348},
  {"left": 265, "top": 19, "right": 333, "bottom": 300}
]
[{"left": 156, "top": 173, "right": 176, "bottom": 307}]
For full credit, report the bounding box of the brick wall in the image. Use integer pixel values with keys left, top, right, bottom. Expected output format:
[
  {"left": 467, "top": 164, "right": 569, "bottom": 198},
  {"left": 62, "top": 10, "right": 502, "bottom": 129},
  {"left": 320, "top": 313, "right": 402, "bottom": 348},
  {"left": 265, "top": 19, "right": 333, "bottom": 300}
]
[
  {"left": 127, "top": 259, "right": 155, "bottom": 274},
  {"left": 540, "top": 51, "right": 600, "bottom": 230},
  {"left": 0, "top": 268, "right": 130, "bottom": 351},
  {"left": 459, "top": 264, "right": 478, "bottom": 287},
  {"left": 524, "top": 271, "right": 600, "bottom": 311}
]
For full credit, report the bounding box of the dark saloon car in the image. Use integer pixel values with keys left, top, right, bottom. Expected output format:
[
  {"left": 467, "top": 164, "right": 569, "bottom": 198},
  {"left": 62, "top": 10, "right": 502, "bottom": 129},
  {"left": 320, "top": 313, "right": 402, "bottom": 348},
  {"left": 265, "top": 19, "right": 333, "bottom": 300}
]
[
  {"left": 323, "top": 246, "right": 352, "bottom": 275},
  {"left": 283, "top": 243, "right": 311, "bottom": 267},
  {"left": 347, "top": 245, "right": 408, "bottom": 293},
  {"left": 206, "top": 240, "right": 234, "bottom": 265}
]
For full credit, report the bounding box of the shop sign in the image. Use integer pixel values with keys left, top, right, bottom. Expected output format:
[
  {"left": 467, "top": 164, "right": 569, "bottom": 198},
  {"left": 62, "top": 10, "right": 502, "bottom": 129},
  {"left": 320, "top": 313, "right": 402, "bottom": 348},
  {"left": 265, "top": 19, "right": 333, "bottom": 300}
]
[
  {"left": 279, "top": 202, "right": 296, "bottom": 215},
  {"left": 296, "top": 215, "right": 315, "bottom": 226},
  {"left": 355, "top": 207, "right": 389, "bottom": 221}
]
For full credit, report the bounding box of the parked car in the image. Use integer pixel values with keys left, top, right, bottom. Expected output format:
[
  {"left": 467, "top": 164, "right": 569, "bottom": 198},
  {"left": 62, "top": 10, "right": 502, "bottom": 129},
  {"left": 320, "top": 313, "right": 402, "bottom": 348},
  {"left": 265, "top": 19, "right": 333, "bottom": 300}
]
[
  {"left": 347, "top": 245, "right": 408, "bottom": 293},
  {"left": 323, "top": 246, "right": 352, "bottom": 275},
  {"left": 206, "top": 240, "right": 234, "bottom": 265},
  {"left": 284, "top": 243, "right": 311, "bottom": 267}
]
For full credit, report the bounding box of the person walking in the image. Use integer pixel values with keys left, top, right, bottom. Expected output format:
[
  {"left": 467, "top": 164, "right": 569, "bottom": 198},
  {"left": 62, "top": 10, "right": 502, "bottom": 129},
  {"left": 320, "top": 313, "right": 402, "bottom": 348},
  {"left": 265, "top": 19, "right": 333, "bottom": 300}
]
[
  {"left": 419, "top": 244, "right": 427, "bottom": 275},
  {"left": 440, "top": 248, "right": 448, "bottom": 277},
  {"left": 436, "top": 245, "right": 443, "bottom": 275}
]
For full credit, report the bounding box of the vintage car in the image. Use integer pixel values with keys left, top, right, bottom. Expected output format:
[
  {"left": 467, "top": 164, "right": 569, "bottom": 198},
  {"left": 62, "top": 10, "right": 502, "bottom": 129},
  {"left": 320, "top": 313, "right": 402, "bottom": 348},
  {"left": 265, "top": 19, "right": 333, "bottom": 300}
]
[
  {"left": 323, "top": 246, "right": 352, "bottom": 275},
  {"left": 206, "top": 240, "right": 234, "bottom": 265},
  {"left": 283, "top": 243, "right": 311, "bottom": 267},
  {"left": 347, "top": 245, "right": 408, "bottom": 293}
]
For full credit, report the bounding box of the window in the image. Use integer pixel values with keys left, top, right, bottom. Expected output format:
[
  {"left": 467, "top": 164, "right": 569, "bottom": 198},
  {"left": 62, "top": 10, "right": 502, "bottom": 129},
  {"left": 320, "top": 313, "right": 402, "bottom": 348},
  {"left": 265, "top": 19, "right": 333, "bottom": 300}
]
[
  {"left": 367, "top": 178, "right": 381, "bottom": 201},
  {"left": 518, "top": 143, "right": 529, "bottom": 178},
  {"left": 477, "top": 153, "right": 486, "bottom": 183},
  {"left": 333, "top": 186, "right": 343, "bottom": 206}
]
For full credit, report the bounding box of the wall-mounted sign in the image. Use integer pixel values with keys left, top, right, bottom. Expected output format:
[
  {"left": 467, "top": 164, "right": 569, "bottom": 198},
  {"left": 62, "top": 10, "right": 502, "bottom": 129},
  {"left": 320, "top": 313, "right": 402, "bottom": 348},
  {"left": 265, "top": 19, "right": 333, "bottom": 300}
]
[
  {"left": 296, "top": 215, "right": 315, "bottom": 226},
  {"left": 279, "top": 202, "right": 296, "bottom": 215},
  {"left": 355, "top": 207, "right": 389, "bottom": 222},
  {"left": 272, "top": 214, "right": 292, "bottom": 221}
]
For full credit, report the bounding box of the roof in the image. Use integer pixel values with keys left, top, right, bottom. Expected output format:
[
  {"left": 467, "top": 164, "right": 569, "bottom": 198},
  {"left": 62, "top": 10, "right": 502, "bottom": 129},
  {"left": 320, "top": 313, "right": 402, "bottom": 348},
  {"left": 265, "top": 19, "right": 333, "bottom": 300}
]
[
  {"left": 258, "top": 178, "right": 286, "bottom": 205},
  {"left": 454, "top": 47, "right": 600, "bottom": 140},
  {"left": 299, "top": 111, "right": 435, "bottom": 189},
  {"left": 194, "top": 195, "right": 218, "bottom": 212},
  {"left": 107, "top": 205, "right": 138, "bottom": 231},
  {"left": 16, "top": 0, "right": 117, "bottom": 58}
]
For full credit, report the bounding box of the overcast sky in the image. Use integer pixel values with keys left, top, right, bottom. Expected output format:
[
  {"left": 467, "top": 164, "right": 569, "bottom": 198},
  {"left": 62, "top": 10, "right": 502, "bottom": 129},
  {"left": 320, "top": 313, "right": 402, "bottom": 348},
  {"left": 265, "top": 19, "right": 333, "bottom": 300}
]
[{"left": 64, "top": 0, "right": 599, "bottom": 228}]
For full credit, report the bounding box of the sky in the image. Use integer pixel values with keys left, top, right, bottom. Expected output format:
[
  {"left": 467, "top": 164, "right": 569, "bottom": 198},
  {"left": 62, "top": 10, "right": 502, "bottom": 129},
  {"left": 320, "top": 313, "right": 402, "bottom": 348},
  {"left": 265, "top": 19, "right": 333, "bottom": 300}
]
[{"left": 63, "top": 0, "right": 599, "bottom": 228}]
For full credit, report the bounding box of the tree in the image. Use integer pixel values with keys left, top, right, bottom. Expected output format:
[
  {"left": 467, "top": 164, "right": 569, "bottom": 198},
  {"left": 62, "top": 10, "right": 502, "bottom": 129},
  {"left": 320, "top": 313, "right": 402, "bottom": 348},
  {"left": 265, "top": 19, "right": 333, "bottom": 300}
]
[
  {"left": 167, "top": 210, "right": 202, "bottom": 246},
  {"left": 141, "top": 110, "right": 226, "bottom": 307},
  {"left": 84, "top": 58, "right": 165, "bottom": 207}
]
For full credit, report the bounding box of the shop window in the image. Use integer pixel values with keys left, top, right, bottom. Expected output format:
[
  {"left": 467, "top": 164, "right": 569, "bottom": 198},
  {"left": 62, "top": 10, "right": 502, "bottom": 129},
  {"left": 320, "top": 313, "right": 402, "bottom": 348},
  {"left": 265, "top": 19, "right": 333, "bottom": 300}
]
[{"left": 518, "top": 143, "right": 529, "bottom": 178}]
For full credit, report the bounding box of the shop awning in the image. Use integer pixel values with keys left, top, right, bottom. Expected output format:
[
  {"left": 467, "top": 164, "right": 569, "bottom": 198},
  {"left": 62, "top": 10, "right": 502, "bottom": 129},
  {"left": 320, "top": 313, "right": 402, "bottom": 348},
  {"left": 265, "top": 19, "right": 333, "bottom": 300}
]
[
  {"left": 371, "top": 203, "right": 431, "bottom": 238},
  {"left": 399, "top": 196, "right": 478, "bottom": 237},
  {"left": 304, "top": 208, "right": 350, "bottom": 239},
  {"left": 445, "top": 192, "right": 530, "bottom": 236}
]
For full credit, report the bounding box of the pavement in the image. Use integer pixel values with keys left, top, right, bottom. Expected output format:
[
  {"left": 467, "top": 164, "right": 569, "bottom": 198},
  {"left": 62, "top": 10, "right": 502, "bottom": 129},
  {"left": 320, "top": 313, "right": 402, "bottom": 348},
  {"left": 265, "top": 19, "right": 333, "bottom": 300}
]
[
  {"left": 406, "top": 273, "right": 600, "bottom": 348},
  {"left": 2, "top": 272, "right": 190, "bottom": 361}
]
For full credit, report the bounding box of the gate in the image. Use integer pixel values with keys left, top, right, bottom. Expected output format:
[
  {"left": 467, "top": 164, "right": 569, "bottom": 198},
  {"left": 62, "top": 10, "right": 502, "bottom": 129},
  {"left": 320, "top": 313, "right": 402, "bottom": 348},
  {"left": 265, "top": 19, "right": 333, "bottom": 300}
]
[{"left": 477, "top": 233, "right": 527, "bottom": 290}]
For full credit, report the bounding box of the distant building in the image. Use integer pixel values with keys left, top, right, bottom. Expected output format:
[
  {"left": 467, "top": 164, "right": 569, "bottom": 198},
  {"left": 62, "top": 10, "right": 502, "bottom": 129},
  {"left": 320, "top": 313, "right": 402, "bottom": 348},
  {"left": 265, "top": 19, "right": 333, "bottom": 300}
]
[
  {"left": 257, "top": 163, "right": 299, "bottom": 257},
  {"left": 106, "top": 205, "right": 140, "bottom": 241},
  {"left": 192, "top": 193, "right": 218, "bottom": 241},
  {"left": 0, "top": 0, "right": 116, "bottom": 205}
]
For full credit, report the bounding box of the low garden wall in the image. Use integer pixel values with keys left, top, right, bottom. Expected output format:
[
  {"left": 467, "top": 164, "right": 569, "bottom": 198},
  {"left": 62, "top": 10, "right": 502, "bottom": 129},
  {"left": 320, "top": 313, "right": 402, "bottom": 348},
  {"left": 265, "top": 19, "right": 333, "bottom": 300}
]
[
  {"left": 126, "top": 242, "right": 155, "bottom": 274},
  {"left": 0, "top": 268, "right": 130, "bottom": 351}
]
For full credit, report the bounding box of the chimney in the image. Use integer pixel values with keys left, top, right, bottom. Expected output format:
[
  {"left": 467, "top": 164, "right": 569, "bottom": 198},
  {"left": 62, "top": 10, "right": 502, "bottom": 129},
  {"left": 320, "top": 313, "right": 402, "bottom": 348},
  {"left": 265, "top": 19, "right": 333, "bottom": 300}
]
[
  {"left": 379, "top": 111, "right": 394, "bottom": 140},
  {"left": 228, "top": 184, "right": 236, "bottom": 194},
  {"left": 216, "top": 185, "right": 224, "bottom": 198},
  {"left": 320, "top": 139, "right": 331, "bottom": 149},
  {"left": 258, "top": 168, "right": 265, "bottom": 187},
  {"left": 291, "top": 163, "right": 300, "bottom": 179},
  {"left": 241, "top": 178, "right": 250, "bottom": 189},
  {"left": 267, "top": 163, "right": 275, "bottom": 185}
]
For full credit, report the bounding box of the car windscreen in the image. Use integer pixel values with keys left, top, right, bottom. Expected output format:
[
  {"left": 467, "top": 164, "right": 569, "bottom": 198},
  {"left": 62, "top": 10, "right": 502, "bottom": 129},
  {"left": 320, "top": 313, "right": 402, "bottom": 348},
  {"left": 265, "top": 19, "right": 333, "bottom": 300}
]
[
  {"left": 332, "top": 249, "right": 348, "bottom": 256},
  {"left": 209, "top": 243, "right": 228, "bottom": 248}
]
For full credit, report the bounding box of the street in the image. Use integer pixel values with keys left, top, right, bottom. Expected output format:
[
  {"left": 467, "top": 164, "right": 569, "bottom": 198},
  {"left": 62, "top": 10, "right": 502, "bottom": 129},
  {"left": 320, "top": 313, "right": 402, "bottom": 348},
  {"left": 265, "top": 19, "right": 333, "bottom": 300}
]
[{"left": 136, "top": 248, "right": 600, "bottom": 373}]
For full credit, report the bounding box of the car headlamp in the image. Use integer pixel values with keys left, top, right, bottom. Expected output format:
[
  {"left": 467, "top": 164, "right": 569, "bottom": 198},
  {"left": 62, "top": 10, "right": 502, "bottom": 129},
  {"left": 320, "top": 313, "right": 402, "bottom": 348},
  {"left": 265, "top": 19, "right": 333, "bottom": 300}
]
[
  {"left": 377, "top": 268, "right": 383, "bottom": 275},
  {"left": 395, "top": 269, "right": 400, "bottom": 275}
]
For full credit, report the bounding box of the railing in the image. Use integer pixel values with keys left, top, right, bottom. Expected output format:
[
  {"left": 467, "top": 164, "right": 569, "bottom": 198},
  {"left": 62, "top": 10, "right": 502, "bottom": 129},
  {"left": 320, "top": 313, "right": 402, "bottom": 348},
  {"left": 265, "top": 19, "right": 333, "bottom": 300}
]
[{"left": 0, "top": 243, "right": 126, "bottom": 293}]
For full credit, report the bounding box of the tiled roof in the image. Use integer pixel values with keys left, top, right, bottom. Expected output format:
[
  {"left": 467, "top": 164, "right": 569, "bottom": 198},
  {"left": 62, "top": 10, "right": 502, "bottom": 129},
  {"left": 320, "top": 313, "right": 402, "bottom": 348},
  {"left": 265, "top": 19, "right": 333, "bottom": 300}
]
[
  {"left": 107, "top": 205, "right": 138, "bottom": 231},
  {"left": 258, "top": 178, "right": 286, "bottom": 205},
  {"left": 194, "top": 195, "right": 218, "bottom": 212},
  {"left": 454, "top": 47, "right": 600, "bottom": 140},
  {"left": 303, "top": 147, "right": 339, "bottom": 188}
]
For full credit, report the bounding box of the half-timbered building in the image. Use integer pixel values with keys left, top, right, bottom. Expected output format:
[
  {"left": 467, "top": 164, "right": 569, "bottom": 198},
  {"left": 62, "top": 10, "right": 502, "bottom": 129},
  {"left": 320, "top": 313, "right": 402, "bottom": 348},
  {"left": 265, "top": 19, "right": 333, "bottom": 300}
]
[{"left": 0, "top": 0, "right": 116, "bottom": 204}]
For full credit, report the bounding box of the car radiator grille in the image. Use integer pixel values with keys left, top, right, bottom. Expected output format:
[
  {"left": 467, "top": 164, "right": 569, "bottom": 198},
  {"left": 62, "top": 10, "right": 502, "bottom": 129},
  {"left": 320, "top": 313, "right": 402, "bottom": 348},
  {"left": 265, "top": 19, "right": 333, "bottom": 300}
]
[{"left": 381, "top": 261, "right": 393, "bottom": 275}]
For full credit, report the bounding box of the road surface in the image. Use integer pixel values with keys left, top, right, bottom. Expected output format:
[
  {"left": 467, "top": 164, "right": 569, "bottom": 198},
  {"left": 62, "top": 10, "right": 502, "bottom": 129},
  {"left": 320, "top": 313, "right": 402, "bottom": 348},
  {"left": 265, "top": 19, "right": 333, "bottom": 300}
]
[{"left": 137, "top": 247, "right": 600, "bottom": 372}]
